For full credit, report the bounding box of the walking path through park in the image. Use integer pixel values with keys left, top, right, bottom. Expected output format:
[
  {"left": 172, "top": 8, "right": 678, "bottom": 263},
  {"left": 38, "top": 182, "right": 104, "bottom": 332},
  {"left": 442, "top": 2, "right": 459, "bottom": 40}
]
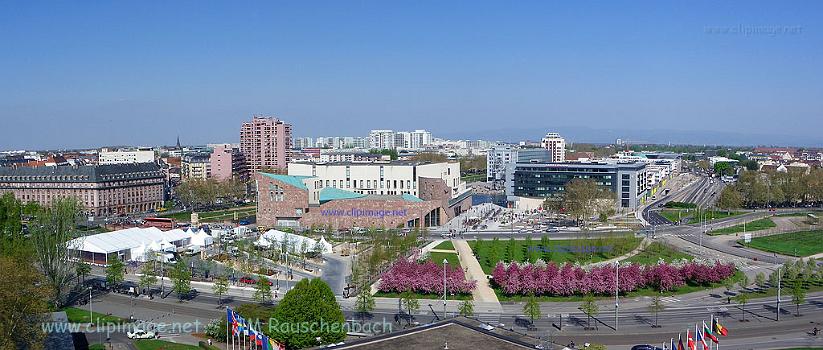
[
  {"left": 587, "top": 237, "right": 650, "bottom": 267},
  {"left": 452, "top": 240, "right": 500, "bottom": 305}
]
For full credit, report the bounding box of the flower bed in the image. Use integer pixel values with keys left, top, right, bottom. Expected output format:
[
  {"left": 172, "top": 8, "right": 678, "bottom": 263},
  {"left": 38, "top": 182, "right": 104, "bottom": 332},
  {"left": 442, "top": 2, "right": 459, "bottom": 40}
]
[
  {"left": 378, "top": 259, "right": 476, "bottom": 294},
  {"left": 491, "top": 260, "right": 736, "bottom": 296}
]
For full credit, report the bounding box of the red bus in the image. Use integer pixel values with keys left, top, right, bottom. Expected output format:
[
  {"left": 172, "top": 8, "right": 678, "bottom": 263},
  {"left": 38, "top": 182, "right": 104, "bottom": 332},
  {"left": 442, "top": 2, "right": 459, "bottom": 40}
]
[{"left": 144, "top": 217, "right": 176, "bottom": 230}]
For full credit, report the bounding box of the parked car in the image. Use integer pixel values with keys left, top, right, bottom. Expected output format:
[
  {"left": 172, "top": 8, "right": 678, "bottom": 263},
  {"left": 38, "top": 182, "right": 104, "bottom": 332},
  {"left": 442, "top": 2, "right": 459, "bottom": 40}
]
[
  {"left": 239, "top": 276, "right": 273, "bottom": 286},
  {"left": 127, "top": 329, "right": 158, "bottom": 339},
  {"left": 630, "top": 345, "right": 664, "bottom": 350}
]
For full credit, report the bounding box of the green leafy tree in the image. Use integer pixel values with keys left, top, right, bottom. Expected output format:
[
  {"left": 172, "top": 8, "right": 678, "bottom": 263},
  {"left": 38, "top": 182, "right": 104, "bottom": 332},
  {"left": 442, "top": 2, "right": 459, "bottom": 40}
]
[
  {"left": 138, "top": 263, "right": 157, "bottom": 295},
  {"left": 354, "top": 288, "right": 376, "bottom": 320},
  {"left": 400, "top": 291, "right": 420, "bottom": 320},
  {"left": 648, "top": 295, "right": 665, "bottom": 328},
  {"left": 791, "top": 280, "right": 806, "bottom": 316},
  {"left": 717, "top": 187, "right": 743, "bottom": 214},
  {"left": 0, "top": 256, "right": 50, "bottom": 350},
  {"left": 581, "top": 294, "right": 599, "bottom": 329},
  {"left": 269, "top": 278, "right": 346, "bottom": 348},
  {"left": 458, "top": 300, "right": 474, "bottom": 317},
  {"left": 106, "top": 258, "right": 126, "bottom": 288},
  {"left": 540, "top": 234, "right": 552, "bottom": 262},
  {"left": 754, "top": 272, "right": 766, "bottom": 290},
  {"left": 733, "top": 293, "right": 749, "bottom": 321},
  {"left": 213, "top": 274, "right": 229, "bottom": 306},
  {"left": 253, "top": 275, "right": 272, "bottom": 303},
  {"left": 75, "top": 262, "right": 91, "bottom": 284},
  {"left": 505, "top": 238, "right": 517, "bottom": 263},
  {"left": 170, "top": 258, "right": 192, "bottom": 301},
  {"left": 562, "top": 179, "right": 613, "bottom": 228},
  {"left": 523, "top": 294, "right": 541, "bottom": 325}
]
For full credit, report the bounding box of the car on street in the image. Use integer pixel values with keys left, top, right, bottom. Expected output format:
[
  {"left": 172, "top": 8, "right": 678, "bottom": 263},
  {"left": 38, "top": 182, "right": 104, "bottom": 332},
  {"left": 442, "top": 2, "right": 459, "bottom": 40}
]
[
  {"left": 239, "top": 276, "right": 273, "bottom": 286},
  {"left": 630, "top": 345, "right": 664, "bottom": 350},
  {"left": 127, "top": 329, "right": 158, "bottom": 339},
  {"left": 544, "top": 227, "right": 559, "bottom": 233}
]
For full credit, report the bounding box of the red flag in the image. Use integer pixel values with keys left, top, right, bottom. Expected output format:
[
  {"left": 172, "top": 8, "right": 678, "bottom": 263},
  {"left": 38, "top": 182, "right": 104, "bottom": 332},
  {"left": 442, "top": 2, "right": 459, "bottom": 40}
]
[{"left": 687, "top": 329, "right": 696, "bottom": 350}]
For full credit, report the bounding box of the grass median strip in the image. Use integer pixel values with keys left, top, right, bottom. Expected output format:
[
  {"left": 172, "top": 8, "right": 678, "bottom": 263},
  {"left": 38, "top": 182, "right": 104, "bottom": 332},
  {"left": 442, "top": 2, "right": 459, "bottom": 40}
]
[
  {"left": 63, "top": 307, "right": 127, "bottom": 324},
  {"left": 740, "top": 230, "right": 823, "bottom": 257},
  {"left": 709, "top": 217, "right": 776, "bottom": 235}
]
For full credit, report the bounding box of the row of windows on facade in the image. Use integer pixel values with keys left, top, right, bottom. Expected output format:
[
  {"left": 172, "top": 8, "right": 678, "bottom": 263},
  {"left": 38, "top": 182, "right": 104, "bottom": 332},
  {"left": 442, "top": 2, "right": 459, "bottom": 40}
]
[{"left": 315, "top": 179, "right": 416, "bottom": 190}]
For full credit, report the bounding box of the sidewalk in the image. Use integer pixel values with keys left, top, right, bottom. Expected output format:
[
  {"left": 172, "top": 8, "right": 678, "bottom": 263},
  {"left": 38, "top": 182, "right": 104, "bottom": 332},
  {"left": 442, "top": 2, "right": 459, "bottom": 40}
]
[{"left": 453, "top": 240, "right": 500, "bottom": 306}]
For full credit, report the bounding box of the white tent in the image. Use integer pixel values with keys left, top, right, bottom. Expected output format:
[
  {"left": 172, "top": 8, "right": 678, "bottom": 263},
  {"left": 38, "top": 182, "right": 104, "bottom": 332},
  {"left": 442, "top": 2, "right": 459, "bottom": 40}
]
[
  {"left": 189, "top": 229, "right": 214, "bottom": 247},
  {"left": 255, "top": 229, "right": 333, "bottom": 254},
  {"left": 67, "top": 226, "right": 193, "bottom": 265}
]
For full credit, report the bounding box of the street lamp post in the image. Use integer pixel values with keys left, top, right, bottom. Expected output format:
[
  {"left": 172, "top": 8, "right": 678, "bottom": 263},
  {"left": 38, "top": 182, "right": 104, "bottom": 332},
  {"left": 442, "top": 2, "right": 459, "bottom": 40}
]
[
  {"left": 160, "top": 243, "right": 165, "bottom": 298},
  {"left": 88, "top": 287, "right": 93, "bottom": 326},
  {"left": 443, "top": 259, "right": 448, "bottom": 319}
]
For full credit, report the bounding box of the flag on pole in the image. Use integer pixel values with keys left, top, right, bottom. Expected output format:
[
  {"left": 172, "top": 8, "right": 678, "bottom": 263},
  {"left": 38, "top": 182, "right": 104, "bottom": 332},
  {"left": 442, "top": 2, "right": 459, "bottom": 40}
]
[
  {"left": 678, "top": 333, "right": 686, "bottom": 350},
  {"left": 687, "top": 328, "right": 696, "bottom": 350},
  {"left": 713, "top": 317, "right": 728, "bottom": 336},
  {"left": 703, "top": 320, "right": 718, "bottom": 343},
  {"left": 671, "top": 338, "right": 676, "bottom": 350},
  {"left": 696, "top": 324, "right": 709, "bottom": 350}
]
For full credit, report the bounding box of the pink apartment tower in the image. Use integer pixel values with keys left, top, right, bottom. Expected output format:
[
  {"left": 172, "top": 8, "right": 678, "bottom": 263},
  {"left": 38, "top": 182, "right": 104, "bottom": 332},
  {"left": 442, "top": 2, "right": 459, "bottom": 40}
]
[{"left": 240, "top": 115, "right": 293, "bottom": 172}]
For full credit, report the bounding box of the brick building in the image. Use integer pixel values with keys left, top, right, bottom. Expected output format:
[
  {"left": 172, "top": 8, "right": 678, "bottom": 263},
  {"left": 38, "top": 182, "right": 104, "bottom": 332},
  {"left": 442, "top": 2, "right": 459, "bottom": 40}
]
[
  {"left": 255, "top": 161, "right": 472, "bottom": 229},
  {"left": 0, "top": 163, "right": 164, "bottom": 216}
]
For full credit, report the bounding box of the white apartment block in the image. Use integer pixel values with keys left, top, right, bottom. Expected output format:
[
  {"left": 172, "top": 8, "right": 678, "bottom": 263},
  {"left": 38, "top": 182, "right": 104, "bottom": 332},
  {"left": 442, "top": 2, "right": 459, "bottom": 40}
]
[
  {"left": 369, "top": 130, "right": 395, "bottom": 150},
  {"left": 486, "top": 145, "right": 517, "bottom": 181},
  {"left": 410, "top": 130, "right": 433, "bottom": 149},
  {"left": 540, "top": 132, "right": 566, "bottom": 162},
  {"left": 99, "top": 150, "right": 155, "bottom": 164},
  {"left": 288, "top": 161, "right": 468, "bottom": 198},
  {"left": 394, "top": 132, "right": 411, "bottom": 149}
]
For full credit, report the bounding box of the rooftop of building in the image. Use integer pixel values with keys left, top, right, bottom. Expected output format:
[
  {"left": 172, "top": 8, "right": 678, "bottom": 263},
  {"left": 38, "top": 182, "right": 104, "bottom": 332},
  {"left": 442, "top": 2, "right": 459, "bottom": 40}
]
[
  {"left": 323, "top": 317, "right": 537, "bottom": 350},
  {"left": 514, "top": 160, "right": 647, "bottom": 169},
  {"left": 0, "top": 162, "right": 163, "bottom": 182},
  {"left": 293, "top": 160, "right": 454, "bottom": 166}
]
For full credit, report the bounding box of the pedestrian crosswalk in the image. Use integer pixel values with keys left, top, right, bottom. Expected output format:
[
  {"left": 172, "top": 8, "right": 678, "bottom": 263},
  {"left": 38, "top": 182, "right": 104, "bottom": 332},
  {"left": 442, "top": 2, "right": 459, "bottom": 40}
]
[{"left": 660, "top": 296, "right": 680, "bottom": 304}]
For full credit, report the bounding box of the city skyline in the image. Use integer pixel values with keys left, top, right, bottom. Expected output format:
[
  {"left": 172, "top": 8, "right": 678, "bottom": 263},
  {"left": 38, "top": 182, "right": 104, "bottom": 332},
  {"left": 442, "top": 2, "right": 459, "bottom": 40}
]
[{"left": 2, "top": 2, "right": 822, "bottom": 149}]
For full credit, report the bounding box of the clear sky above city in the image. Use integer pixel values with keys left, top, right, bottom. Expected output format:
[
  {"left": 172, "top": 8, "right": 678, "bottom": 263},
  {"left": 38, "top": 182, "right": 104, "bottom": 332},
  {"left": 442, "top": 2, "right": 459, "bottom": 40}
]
[{"left": 1, "top": 1, "right": 821, "bottom": 150}]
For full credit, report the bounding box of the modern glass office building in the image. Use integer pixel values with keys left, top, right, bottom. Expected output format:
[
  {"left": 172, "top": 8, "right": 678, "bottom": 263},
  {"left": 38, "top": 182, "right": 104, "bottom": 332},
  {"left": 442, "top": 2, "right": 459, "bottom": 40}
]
[{"left": 505, "top": 161, "right": 648, "bottom": 209}]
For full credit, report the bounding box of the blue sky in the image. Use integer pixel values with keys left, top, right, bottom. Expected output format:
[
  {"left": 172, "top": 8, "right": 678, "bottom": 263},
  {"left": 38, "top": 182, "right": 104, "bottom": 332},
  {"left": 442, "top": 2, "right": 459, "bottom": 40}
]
[{"left": 1, "top": 1, "right": 821, "bottom": 149}]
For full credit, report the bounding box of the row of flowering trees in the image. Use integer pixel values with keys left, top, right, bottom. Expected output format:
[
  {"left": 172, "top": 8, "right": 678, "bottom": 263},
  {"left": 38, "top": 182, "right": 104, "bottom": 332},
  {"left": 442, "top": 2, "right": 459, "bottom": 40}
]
[
  {"left": 491, "top": 260, "right": 736, "bottom": 296},
  {"left": 379, "top": 259, "right": 476, "bottom": 295}
]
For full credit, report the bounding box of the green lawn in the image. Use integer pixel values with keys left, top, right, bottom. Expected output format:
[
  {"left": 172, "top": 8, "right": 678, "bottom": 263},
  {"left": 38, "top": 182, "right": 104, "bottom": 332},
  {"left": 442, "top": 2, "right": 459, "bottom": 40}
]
[
  {"left": 134, "top": 340, "right": 201, "bottom": 350},
  {"left": 774, "top": 211, "right": 821, "bottom": 217},
  {"left": 433, "top": 240, "right": 455, "bottom": 250},
  {"left": 461, "top": 174, "right": 486, "bottom": 183},
  {"left": 659, "top": 209, "right": 689, "bottom": 223},
  {"left": 159, "top": 206, "right": 256, "bottom": 222},
  {"left": 686, "top": 210, "right": 745, "bottom": 224},
  {"left": 429, "top": 251, "right": 460, "bottom": 267},
  {"left": 88, "top": 344, "right": 106, "bottom": 350},
  {"left": 469, "top": 235, "right": 642, "bottom": 274},
  {"left": 741, "top": 230, "right": 823, "bottom": 257},
  {"left": 62, "top": 307, "right": 127, "bottom": 324},
  {"left": 621, "top": 242, "right": 693, "bottom": 265},
  {"left": 709, "top": 217, "right": 776, "bottom": 235}
]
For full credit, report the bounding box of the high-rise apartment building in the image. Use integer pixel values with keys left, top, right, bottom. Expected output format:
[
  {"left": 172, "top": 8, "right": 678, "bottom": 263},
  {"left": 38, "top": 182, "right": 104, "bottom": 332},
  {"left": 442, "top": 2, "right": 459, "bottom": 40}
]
[
  {"left": 410, "top": 130, "right": 433, "bottom": 149},
  {"left": 540, "top": 132, "right": 566, "bottom": 162},
  {"left": 240, "top": 115, "right": 293, "bottom": 172},
  {"left": 369, "top": 130, "right": 395, "bottom": 150}
]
